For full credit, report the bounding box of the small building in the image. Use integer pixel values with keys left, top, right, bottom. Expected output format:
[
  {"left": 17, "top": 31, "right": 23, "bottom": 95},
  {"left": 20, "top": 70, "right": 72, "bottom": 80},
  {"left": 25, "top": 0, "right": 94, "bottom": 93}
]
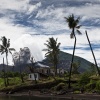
[{"left": 28, "top": 73, "right": 40, "bottom": 80}]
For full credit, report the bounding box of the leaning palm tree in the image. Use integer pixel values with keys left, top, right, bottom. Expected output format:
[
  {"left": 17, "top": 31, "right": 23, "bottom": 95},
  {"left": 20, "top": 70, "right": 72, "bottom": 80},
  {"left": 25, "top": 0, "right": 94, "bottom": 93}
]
[
  {"left": 85, "top": 31, "right": 100, "bottom": 75},
  {"left": 65, "top": 14, "right": 82, "bottom": 88},
  {"left": 0, "top": 36, "right": 15, "bottom": 86},
  {"left": 44, "top": 37, "right": 61, "bottom": 76}
]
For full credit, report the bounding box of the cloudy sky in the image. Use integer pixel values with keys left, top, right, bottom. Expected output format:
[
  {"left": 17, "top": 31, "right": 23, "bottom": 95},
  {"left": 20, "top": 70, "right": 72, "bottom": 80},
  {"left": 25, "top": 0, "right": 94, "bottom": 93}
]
[{"left": 0, "top": 0, "right": 100, "bottom": 65}]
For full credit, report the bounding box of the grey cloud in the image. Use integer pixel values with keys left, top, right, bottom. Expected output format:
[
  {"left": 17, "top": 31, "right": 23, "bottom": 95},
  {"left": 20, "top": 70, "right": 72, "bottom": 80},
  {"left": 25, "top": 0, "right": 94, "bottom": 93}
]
[
  {"left": 61, "top": 43, "right": 100, "bottom": 51},
  {"left": 13, "top": 47, "right": 31, "bottom": 66}
]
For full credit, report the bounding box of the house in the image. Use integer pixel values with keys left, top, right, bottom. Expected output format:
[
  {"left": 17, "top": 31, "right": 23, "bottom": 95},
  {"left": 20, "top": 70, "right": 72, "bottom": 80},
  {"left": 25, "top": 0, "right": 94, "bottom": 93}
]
[
  {"left": 50, "top": 68, "right": 65, "bottom": 75},
  {"left": 28, "top": 62, "right": 66, "bottom": 80},
  {"left": 28, "top": 72, "right": 49, "bottom": 81}
]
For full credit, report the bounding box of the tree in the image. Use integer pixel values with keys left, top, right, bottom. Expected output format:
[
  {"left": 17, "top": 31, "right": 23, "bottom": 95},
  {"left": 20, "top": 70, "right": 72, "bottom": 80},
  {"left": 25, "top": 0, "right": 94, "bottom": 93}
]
[
  {"left": 29, "top": 57, "right": 37, "bottom": 84},
  {"left": 2, "top": 58, "right": 7, "bottom": 87},
  {"left": 72, "top": 62, "right": 80, "bottom": 74},
  {"left": 65, "top": 14, "right": 82, "bottom": 88},
  {"left": 85, "top": 31, "right": 100, "bottom": 75},
  {"left": 18, "top": 55, "right": 24, "bottom": 83},
  {"left": 44, "top": 37, "right": 60, "bottom": 75},
  {"left": 0, "top": 36, "right": 15, "bottom": 86},
  {"left": 90, "top": 64, "right": 96, "bottom": 75}
]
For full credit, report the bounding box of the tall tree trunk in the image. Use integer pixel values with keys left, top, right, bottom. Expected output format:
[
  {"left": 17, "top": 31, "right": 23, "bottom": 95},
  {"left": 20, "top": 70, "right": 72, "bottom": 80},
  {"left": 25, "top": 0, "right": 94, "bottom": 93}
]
[
  {"left": 54, "top": 63, "right": 57, "bottom": 76},
  {"left": 12, "top": 55, "right": 15, "bottom": 79},
  {"left": 55, "top": 64, "right": 57, "bottom": 76},
  {"left": 54, "top": 56, "right": 58, "bottom": 76},
  {"left": 19, "top": 55, "right": 24, "bottom": 83},
  {"left": 31, "top": 60, "right": 37, "bottom": 84},
  {"left": 34, "top": 73, "right": 37, "bottom": 84},
  {"left": 3, "top": 58, "right": 7, "bottom": 87},
  {"left": 85, "top": 31, "right": 100, "bottom": 75},
  {"left": 20, "top": 65, "right": 24, "bottom": 83},
  {"left": 6, "top": 53, "right": 9, "bottom": 86},
  {"left": 33, "top": 68, "right": 37, "bottom": 84},
  {"left": 68, "top": 28, "right": 76, "bottom": 89}
]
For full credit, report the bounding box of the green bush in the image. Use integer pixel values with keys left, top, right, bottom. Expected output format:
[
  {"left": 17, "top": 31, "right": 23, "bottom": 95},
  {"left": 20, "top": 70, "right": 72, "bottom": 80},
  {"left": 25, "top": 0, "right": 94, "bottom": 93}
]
[
  {"left": 96, "top": 80, "right": 100, "bottom": 90},
  {"left": 55, "top": 83, "right": 65, "bottom": 91},
  {"left": 85, "top": 79, "right": 96, "bottom": 90},
  {"left": 74, "top": 90, "right": 80, "bottom": 94},
  {"left": 78, "top": 72, "right": 90, "bottom": 87}
]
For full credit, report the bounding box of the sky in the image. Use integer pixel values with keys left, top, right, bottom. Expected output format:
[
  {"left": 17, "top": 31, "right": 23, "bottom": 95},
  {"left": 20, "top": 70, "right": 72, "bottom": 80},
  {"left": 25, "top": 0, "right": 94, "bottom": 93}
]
[{"left": 0, "top": 0, "right": 100, "bottom": 65}]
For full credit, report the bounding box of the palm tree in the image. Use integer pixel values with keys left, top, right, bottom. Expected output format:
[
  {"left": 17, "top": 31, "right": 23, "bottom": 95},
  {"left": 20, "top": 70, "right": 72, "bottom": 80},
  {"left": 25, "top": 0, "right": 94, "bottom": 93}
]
[
  {"left": 0, "top": 36, "right": 15, "bottom": 86},
  {"left": 65, "top": 14, "right": 82, "bottom": 88},
  {"left": 30, "top": 57, "right": 37, "bottom": 84},
  {"left": 85, "top": 31, "right": 100, "bottom": 75},
  {"left": 2, "top": 58, "right": 7, "bottom": 87},
  {"left": 44, "top": 37, "right": 61, "bottom": 75},
  {"left": 18, "top": 55, "right": 24, "bottom": 83}
]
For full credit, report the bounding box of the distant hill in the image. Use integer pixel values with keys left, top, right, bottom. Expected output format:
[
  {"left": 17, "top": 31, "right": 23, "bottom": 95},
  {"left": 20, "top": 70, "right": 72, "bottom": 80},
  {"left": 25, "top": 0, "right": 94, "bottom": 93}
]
[
  {"left": 40, "top": 51, "right": 93, "bottom": 72},
  {"left": 0, "top": 51, "right": 93, "bottom": 73}
]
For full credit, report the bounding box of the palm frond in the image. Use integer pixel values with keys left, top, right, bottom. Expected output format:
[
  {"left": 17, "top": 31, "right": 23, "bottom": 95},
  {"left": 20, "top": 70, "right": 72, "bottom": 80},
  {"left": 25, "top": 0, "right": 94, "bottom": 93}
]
[
  {"left": 42, "top": 48, "right": 48, "bottom": 51},
  {"left": 76, "top": 30, "right": 82, "bottom": 35},
  {"left": 9, "top": 50, "right": 12, "bottom": 54},
  {"left": 75, "top": 17, "right": 80, "bottom": 24},
  {"left": 76, "top": 25, "right": 82, "bottom": 29},
  {"left": 1, "top": 51, "right": 5, "bottom": 55},
  {"left": 9, "top": 48, "right": 15, "bottom": 51},
  {"left": 7, "top": 39, "right": 10, "bottom": 48},
  {"left": 2, "top": 36, "right": 7, "bottom": 47}
]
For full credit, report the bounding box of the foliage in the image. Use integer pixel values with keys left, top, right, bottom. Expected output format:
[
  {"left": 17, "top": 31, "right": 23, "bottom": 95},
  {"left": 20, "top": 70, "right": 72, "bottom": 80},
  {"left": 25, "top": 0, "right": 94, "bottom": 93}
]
[
  {"left": 78, "top": 72, "right": 91, "bottom": 87},
  {"left": 96, "top": 80, "right": 100, "bottom": 90},
  {"left": 72, "top": 62, "right": 80, "bottom": 74},
  {"left": 0, "top": 36, "right": 15, "bottom": 86},
  {"left": 90, "top": 64, "right": 96, "bottom": 74},
  {"left": 74, "top": 90, "right": 80, "bottom": 94},
  {"left": 0, "top": 71, "right": 27, "bottom": 78},
  {"left": 55, "top": 82, "right": 66, "bottom": 91},
  {"left": 85, "top": 79, "right": 96, "bottom": 90},
  {"left": 65, "top": 14, "right": 82, "bottom": 38},
  {"left": 44, "top": 37, "right": 60, "bottom": 75}
]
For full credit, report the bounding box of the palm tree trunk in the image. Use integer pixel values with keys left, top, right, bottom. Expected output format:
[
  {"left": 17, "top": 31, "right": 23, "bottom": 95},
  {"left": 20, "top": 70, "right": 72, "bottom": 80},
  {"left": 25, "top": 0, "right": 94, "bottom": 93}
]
[
  {"left": 55, "top": 64, "right": 57, "bottom": 75},
  {"left": 85, "top": 31, "right": 100, "bottom": 75},
  {"left": 6, "top": 53, "right": 9, "bottom": 86},
  {"left": 54, "top": 64, "right": 57, "bottom": 76},
  {"left": 3, "top": 58, "right": 7, "bottom": 87},
  {"left": 34, "top": 73, "right": 37, "bottom": 84},
  {"left": 33, "top": 68, "right": 37, "bottom": 84},
  {"left": 11, "top": 53, "right": 15, "bottom": 71},
  {"left": 18, "top": 55, "right": 24, "bottom": 83},
  {"left": 68, "top": 29, "right": 76, "bottom": 89},
  {"left": 20, "top": 65, "right": 24, "bottom": 83},
  {"left": 31, "top": 61, "right": 37, "bottom": 84}
]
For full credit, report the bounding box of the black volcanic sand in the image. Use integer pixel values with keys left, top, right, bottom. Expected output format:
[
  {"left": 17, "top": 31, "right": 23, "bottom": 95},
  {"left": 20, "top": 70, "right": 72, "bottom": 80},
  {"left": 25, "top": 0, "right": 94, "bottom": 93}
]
[{"left": 0, "top": 91, "right": 100, "bottom": 100}]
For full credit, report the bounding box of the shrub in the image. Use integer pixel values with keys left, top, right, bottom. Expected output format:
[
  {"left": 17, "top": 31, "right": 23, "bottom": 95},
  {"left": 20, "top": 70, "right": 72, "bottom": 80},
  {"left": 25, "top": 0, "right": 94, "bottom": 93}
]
[
  {"left": 96, "top": 80, "right": 100, "bottom": 90},
  {"left": 78, "top": 72, "right": 90, "bottom": 87},
  {"left": 85, "top": 79, "right": 96, "bottom": 90},
  {"left": 55, "top": 83, "right": 65, "bottom": 91}
]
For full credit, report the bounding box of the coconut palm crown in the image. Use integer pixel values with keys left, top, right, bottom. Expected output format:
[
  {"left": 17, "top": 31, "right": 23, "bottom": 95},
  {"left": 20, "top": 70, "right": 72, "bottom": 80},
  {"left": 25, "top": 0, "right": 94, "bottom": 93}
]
[
  {"left": 65, "top": 14, "right": 82, "bottom": 38},
  {"left": 0, "top": 36, "right": 15, "bottom": 86},
  {"left": 44, "top": 37, "right": 61, "bottom": 75}
]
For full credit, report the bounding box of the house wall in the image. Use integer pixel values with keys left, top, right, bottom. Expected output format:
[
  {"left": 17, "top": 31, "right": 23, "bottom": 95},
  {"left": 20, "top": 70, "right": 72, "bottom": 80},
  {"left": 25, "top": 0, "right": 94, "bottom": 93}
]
[
  {"left": 28, "top": 73, "right": 39, "bottom": 80},
  {"left": 33, "top": 67, "right": 65, "bottom": 76}
]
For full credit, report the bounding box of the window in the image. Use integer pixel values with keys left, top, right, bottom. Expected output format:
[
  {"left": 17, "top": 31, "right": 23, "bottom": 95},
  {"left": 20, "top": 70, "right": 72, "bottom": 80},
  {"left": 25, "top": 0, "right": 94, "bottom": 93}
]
[{"left": 30, "top": 74, "right": 31, "bottom": 78}]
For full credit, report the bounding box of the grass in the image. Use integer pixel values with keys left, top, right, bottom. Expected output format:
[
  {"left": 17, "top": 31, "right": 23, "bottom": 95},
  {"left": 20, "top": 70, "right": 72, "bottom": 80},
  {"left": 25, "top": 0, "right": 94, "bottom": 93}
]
[{"left": 0, "top": 73, "right": 100, "bottom": 93}]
